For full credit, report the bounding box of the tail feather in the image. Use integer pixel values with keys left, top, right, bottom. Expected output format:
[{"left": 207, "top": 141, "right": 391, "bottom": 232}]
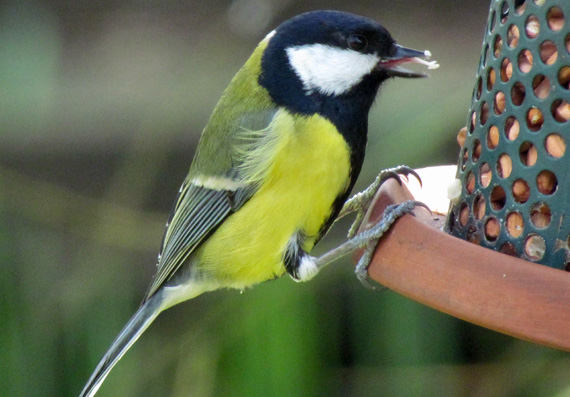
[{"left": 79, "top": 293, "right": 163, "bottom": 397}]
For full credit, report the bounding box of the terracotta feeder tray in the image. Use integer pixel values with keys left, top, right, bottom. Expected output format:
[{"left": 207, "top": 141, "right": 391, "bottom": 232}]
[{"left": 356, "top": 165, "right": 570, "bottom": 352}]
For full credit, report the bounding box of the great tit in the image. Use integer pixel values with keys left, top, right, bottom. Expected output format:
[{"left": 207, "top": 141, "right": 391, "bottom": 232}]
[{"left": 80, "top": 10, "right": 436, "bottom": 396}]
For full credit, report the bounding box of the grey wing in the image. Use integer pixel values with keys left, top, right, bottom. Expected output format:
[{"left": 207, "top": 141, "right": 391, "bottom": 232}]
[
  {"left": 143, "top": 111, "right": 279, "bottom": 301},
  {"left": 143, "top": 108, "right": 278, "bottom": 300},
  {"left": 144, "top": 181, "right": 253, "bottom": 300}
]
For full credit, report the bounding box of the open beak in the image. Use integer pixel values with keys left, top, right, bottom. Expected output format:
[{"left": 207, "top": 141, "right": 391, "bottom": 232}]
[{"left": 377, "top": 45, "right": 439, "bottom": 78}]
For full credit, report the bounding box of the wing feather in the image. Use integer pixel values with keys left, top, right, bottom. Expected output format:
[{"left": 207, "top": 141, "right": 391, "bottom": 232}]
[
  {"left": 143, "top": 108, "right": 281, "bottom": 300},
  {"left": 144, "top": 183, "right": 233, "bottom": 299}
]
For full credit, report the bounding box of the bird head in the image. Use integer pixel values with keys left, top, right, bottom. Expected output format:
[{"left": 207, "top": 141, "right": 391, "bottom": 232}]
[{"left": 259, "top": 10, "right": 437, "bottom": 115}]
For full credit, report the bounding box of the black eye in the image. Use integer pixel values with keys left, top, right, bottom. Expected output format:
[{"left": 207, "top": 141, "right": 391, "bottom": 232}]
[{"left": 347, "top": 34, "right": 367, "bottom": 51}]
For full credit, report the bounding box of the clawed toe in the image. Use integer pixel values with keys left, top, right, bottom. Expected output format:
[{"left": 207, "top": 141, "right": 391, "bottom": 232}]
[
  {"left": 381, "top": 165, "right": 422, "bottom": 187},
  {"left": 352, "top": 199, "right": 429, "bottom": 289}
]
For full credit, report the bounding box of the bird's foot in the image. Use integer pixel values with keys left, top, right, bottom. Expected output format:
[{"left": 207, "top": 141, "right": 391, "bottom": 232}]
[{"left": 339, "top": 166, "right": 422, "bottom": 239}]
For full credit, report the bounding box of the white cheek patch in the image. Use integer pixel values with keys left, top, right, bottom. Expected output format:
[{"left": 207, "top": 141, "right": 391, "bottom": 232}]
[{"left": 286, "top": 44, "right": 380, "bottom": 96}]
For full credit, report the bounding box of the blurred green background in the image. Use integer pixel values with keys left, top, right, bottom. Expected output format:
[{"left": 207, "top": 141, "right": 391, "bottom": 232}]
[{"left": 2, "top": 0, "right": 569, "bottom": 396}]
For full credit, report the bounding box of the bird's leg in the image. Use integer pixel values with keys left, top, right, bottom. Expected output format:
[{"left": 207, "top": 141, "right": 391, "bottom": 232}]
[
  {"left": 293, "top": 166, "right": 423, "bottom": 286},
  {"left": 337, "top": 165, "right": 421, "bottom": 240},
  {"left": 314, "top": 200, "right": 429, "bottom": 288}
]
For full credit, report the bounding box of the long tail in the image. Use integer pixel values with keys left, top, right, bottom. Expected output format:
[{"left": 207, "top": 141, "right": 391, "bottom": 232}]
[{"left": 79, "top": 293, "right": 163, "bottom": 397}]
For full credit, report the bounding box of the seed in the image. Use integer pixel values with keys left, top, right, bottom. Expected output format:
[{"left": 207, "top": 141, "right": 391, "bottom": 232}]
[
  {"left": 518, "top": 50, "right": 533, "bottom": 73},
  {"left": 536, "top": 170, "right": 557, "bottom": 195},
  {"left": 524, "top": 234, "right": 546, "bottom": 261},
  {"left": 511, "top": 82, "right": 526, "bottom": 106},
  {"left": 494, "top": 35, "right": 503, "bottom": 57},
  {"left": 459, "top": 203, "right": 469, "bottom": 226},
  {"left": 501, "top": 59, "right": 513, "bottom": 81},
  {"left": 505, "top": 117, "right": 520, "bottom": 140},
  {"left": 498, "top": 154, "right": 512, "bottom": 178},
  {"left": 457, "top": 126, "right": 467, "bottom": 147},
  {"left": 545, "top": 134, "right": 565, "bottom": 157},
  {"left": 494, "top": 91, "right": 506, "bottom": 114},
  {"left": 553, "top": 100, "right": 570, "bottom": 122},
  {"left": 540, "top": 40, "right": 558, "bottom": 65},
  {"left": 532, "top": 74, "right": 550, "bottom": 98},
  {"left": 512, "top": 179, "right": 530, "bottom": 203},
  {"left": 487, "top": 125, "right": 499, "bottom": 149},
  {"left": 520, "top": 142, "right": 538, "bottom": 167},
  {"left": 508, "top": 24, "right": 519, "bottom": 48},
  {"left": 487, "top": 68, "right": 496, "bottom": 89},
  {"left": 506, "top": 212, "right": 524, "bottom": 238},
  {"left": 526, "top": 16, "right": 540, "bottom": 38},
  {"left": 480, "top": 102, "right": 489, "bottom": 125},
  {"left": 490, "top": 185, "right": 506, "bottom": 210},
  {"left": 485, "top": 217, "right": 500, "bottom": 241},
  {"left": 473, "top": 195, "right": 486, "bottom": 220},
  {"left": 472, "top": 139, "right": 482, "bottom": 162},
  {"left": 480, "top": 162, "right": 492, "bottom": 187},
  {"left": 466, "top": 171, "right": 475, "bottom": 194},
  {"left": 530, "top": 202, "right": 551, "bottom": 228},
  {"left": 547, "top": 7, "right": 564, "bottom": 31},
  {"left": 558, "top": 67, "right": 570, "bottom": 89},
  {"left": 531, "top": 212, "right": 550, "bottom": 228},
  {"left": 527, "top": 108, "right": 544, "bottom": 131}
]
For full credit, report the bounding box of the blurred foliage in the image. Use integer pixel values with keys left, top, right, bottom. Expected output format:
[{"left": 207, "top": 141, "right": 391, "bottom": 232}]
[{"left": 1, "top": 0, "right": 569, "bottom": 396}]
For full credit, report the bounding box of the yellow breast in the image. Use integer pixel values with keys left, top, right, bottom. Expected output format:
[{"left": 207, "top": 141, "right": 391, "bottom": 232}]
[{"left": 197, "top": 111, "right": 351, "bottom": 289}]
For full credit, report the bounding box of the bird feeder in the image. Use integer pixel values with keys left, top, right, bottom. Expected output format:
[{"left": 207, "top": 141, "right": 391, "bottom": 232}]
[
  {"left": 359, "top": 0, "right": 570, "bottom": 351},
  {"left": 448, "top": 0, "right": 570, "bottom": 268}
]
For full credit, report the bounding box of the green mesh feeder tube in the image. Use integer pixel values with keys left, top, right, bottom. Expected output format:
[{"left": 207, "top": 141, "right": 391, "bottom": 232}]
[{"left": 446, "top": 0, "right": 570, "bottom": 269}]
